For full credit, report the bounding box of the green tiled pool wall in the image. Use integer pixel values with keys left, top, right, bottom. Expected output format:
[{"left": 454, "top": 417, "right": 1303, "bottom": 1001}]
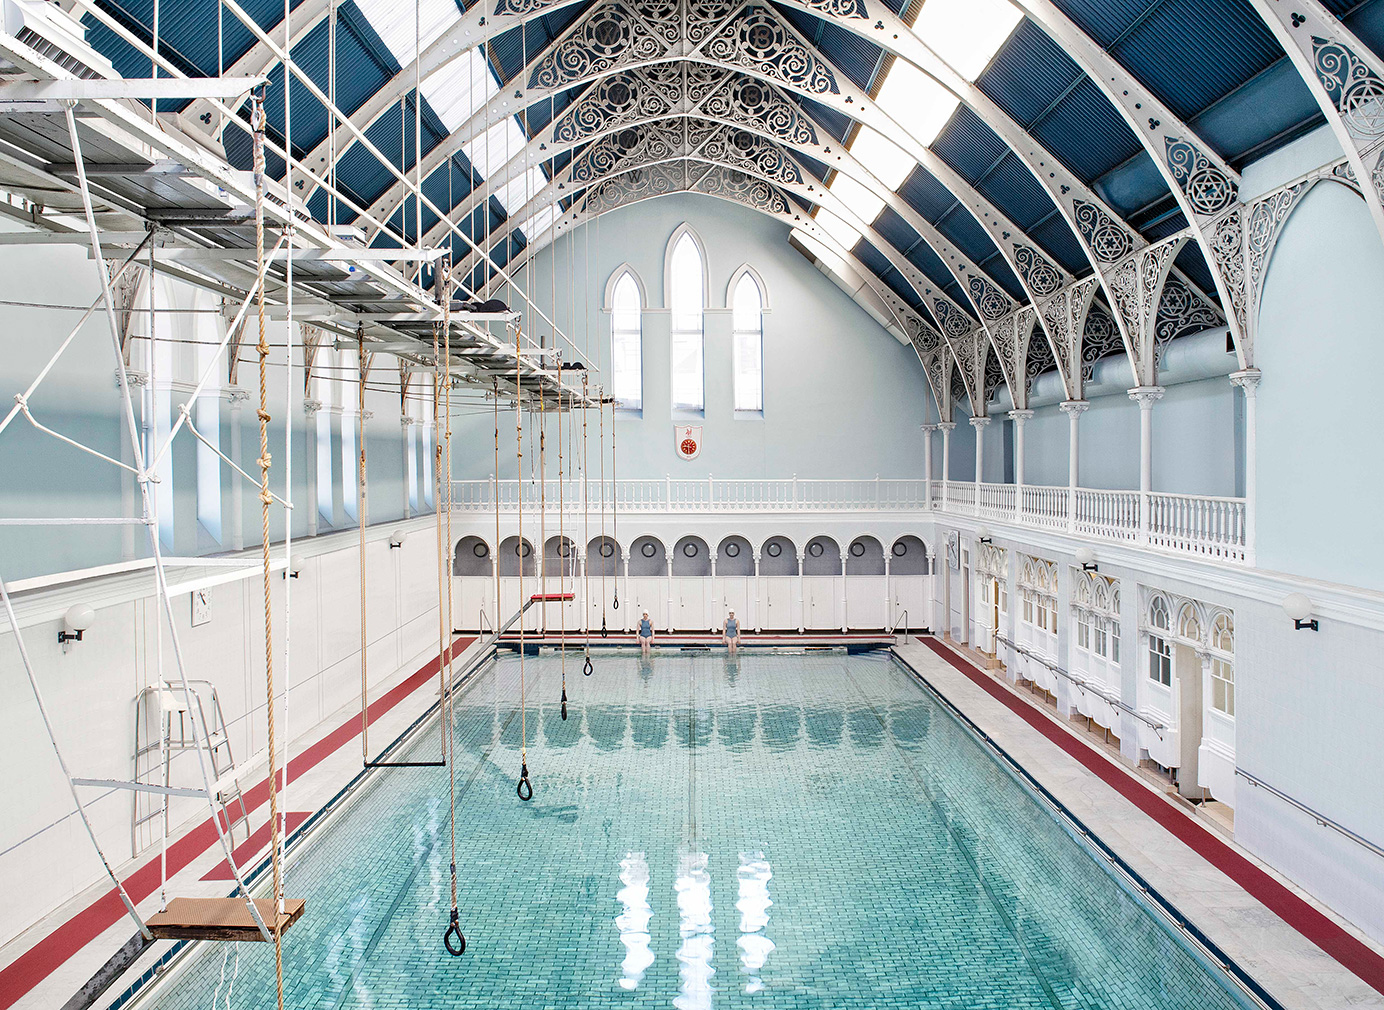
[{"left": 138, "top": 653, "right": 1256, "bottom": 1010}]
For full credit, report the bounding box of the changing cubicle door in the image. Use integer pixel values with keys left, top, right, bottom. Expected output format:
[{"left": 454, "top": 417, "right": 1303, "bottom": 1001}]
[
  {"left": 454, "top": 576, "right": 495, "bottom": 633},
  {"left": 673, "top": 577, "right": 707, "bottom": 631},
  {"left": 716, "top": 577, "right": 751, "bottom": 632},
  {"left": 626, "top": 578, "right": 668, "bottom": 632},
  {"left": 891, "top": 575, "right": 928, "bottom": 634},
  {"left": 803, "top": 576, "right": 838, "bottom": 630},
  {"left": 847, "top": 575, "right": 887, "bottom": 630},
  {"left": 761, "top": 576, "right": 795, "bottom": 630}
]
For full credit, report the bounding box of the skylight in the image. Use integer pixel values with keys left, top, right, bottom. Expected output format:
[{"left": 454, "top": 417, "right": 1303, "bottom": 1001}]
[
  {"left": 827, "top": 173, "right": 884, "bottom": 228},
  {"left": 912, "top": 0, "right": 1023, "bottom": 81},
  {"left": 849, "top": 128, "right": 914, "bottom": 191},
  {"left": 814, "top": 209, "right": 862, "bottom": 252},
  {"left": 874, "top": 62, "right": 959, "bottom": 148}
]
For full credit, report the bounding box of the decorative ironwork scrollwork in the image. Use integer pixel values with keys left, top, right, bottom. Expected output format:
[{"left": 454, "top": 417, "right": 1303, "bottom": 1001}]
[
  {"left": 700, "top": 74, "right": 818, "bottom": 146},
  {"left": 701, "top": 12, "right": 839, "bottom": 95},
  {"left": 529, "top": 6, "right": 665, "bottom": 92},
  {"left": 1072, "top": 199, "right": 1135, "bottom": 264},
  {"left": 1153, "top": 276, "right": 1221, "bottom": 367},
  {"left": 1311, "top": 36, "right": 1384, "bottom": 139},
  {"left": 1012, "top": 243, "right": 1062, "bottom": 296},
  {"left": 967, "top": 275, "right": 1011, "bottom": 321},
  {"left": 1163, "top": 136, "right": 1237, "bottom": 217}
]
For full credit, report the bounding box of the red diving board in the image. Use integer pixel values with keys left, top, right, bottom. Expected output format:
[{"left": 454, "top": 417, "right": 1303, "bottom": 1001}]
[{"left": 528, "top": 593, "right": 575, "bottom": 601}]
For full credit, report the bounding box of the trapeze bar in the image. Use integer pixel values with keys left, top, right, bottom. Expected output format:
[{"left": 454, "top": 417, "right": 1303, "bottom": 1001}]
[
  {"left": 71, "top": 778, "right": 208, "bottom": 799},
  {"left": 0, "top": 77, "right": 268, "bottom": 103},
  {"left": 144, "top": 897, "right": 305, "bottom": 942}
]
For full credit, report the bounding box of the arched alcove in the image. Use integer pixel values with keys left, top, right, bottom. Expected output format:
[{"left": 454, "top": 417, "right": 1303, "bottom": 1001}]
[
  {"left": 672, "top": 535, "right": 711, "bottom": 576},
  {"left": 759, "top": 535, "right": 798, "bottom": 575},
  {"left": 498, "top": 536, "right": 535, "bottom": 576},
  {"left": 586, "top": 535, "right": 623, "bottom": 577},
  {"left": 845, "top": 535, "right": 885, "bottom": 575},
  {"left": 628, "top": 535, "right": 667, "bottom": 576},
  {"left": 543, "top": 535, "right": 580, "bottom": 577},
  {"left": 890, "top": 536, "right": 928, "bottom": 575},
  {"left": 453, "top": 536, "right": 491, "bottom": 576},
  {"left": 716, "top": 535, "right": 754, "bottom": 576},
  {"left": 803, "top": 535, "right": 842, "bottom": 575}
]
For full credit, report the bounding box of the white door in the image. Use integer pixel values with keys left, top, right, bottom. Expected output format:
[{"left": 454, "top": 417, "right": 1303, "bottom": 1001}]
[
  {"left": 716, "top": 577, "right": 751, "bottom": 632},
  {"left": 673, "top": 577, "right": 707, "bottom": 630},
  {"left": 890, "top": 575, "right": 927, "bottom": 633},
  {"left": 847, "top": 576, "right": 887, "bottom": 630},
  {"left": 454, "top": 576, "right": 495, "bottom": 633},
  {"left": 761, "top": 576, "right": 795, "bottom": 630},
  {"left": 626, "top": 577, "right": 667, "bottom": 632},
  {"left": 803, "top": 576, "right": 838, "bottom": 630}
]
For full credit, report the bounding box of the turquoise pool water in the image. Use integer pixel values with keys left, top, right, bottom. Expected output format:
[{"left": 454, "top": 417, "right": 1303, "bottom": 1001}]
[{"left": 140, "top": 651, "right": 1255, "bottom": 1009}]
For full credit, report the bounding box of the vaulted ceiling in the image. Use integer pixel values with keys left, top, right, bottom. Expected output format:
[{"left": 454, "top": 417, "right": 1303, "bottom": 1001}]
[{"left": 83, "top": 0, "right": 1384, "bottom": 416}]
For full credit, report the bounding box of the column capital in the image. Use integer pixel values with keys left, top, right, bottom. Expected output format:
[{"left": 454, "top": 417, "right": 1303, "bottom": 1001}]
[
  {"left": 1229, "top": 367, "right": 1261, "bottom": 393},
  {"left": 920, "top": 423, "right": 939, "bottom": 433},
  {"left": 1058, "top": 399, "right": 1090, "bottom": 417},
  {"left": 303, "top": 397, "right": 324, "bottom": 415},
  {"left": 400, "top": 414, "right": 415, "bottom": 429},
  {"left": 968, "top": 415, "right": 992, "bottom": 429},
  {"left": 1127, "top": 385, "right": 1165, "bottom": 408},
  {"left": 117, "top": 369, "right": 150, "bottom": 388},
  {"left": 1007, "top": 409, "right": 1035, "bottom": 422},
  {"left": 226, "top": 387, "right": 250, "bottom": 405},
  {"left": 935, "top": 421, "right": 957, "bottom": 432}
]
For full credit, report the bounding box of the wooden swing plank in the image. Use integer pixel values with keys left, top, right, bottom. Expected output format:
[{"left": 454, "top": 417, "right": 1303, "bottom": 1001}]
[
  {"left": 528, "top": 592, "right": 575, "bottom": 601},
  {"left": 145, "top": 897, "right": 305, "bottom": 941}
]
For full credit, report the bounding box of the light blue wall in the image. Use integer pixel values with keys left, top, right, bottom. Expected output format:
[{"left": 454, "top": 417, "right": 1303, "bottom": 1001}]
[
  {"left": 476, "top": 192, "right": 931, "bottom": 481},
  {"left": 1256, "top": 179, "right": 1384, "bottom": 590}
]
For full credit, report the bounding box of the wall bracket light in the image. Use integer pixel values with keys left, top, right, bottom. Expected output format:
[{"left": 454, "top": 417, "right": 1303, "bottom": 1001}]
[
  {"left": 1281, "top": 593, "right": 1318, "bottom": 631},
  {"left": 58, "top": 604, "right": 94, "bottom": 646},
  {"left": 1074, "top": 546, "right": 1098, "bottom": 572},
  {"left": 976, "top": 526, "right": 992, "bottom": 545}
]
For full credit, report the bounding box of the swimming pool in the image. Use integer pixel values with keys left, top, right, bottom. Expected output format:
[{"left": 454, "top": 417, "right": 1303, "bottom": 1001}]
[{"left": 135, "top": 651, "right": 1261, "bottom": 1009}]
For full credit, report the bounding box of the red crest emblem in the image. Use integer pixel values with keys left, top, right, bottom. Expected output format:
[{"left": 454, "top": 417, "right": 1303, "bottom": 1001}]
[{"left": 675, "top": 425, "right": 702, "bottom": 461}]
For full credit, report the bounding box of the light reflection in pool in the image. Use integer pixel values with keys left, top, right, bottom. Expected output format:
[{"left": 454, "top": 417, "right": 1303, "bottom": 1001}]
[
  {"left": 615, "top": 852, "right": 654, "bottom": 990},
  {"left": 736, "top": 852, "right": 774, "bottom": 994},
  {"left": 674, "top": 851, "right": 715, "bottom": 1010}
]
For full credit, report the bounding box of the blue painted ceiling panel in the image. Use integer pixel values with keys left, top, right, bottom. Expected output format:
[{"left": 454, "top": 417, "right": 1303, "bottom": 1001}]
[
  {"left": 930, "top": 107, "right": 1008, "bottom": 185},
  {"left": 1027, "top": 78, "right": 1144, "bottom": 182},
  {"left": 1026, "top": 214, "right": 1089, "bottom": 275},
  {"left": 1187, "top": 58, "right": 1320, "bottom": 166},
  {"left": 970, "top": 153, "right": 1058, "bottom": 232},
  {"left": 1092, "top": 151, "right": 1167, "bottom": 220}
]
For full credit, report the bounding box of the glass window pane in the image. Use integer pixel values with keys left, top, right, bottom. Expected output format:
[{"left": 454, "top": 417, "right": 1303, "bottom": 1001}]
[
  {"left": 670, "top": 234, "right": 704, "bottom": 410},
  {"left": 733, "top": 275, "right": 763, "bottom": 412},
  {"left": 611, "top": 273, "right": 642, "bottom": 409}
]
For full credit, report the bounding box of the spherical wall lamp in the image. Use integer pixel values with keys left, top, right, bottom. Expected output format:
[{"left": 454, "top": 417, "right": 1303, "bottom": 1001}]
[
  {"left": 1281, "top": 592, "right": 1318, "bottom": 631},
  {"left": 58, "top": 604, "right": 95, "bottom": 647},
  {"left": 1074, "top": 546, "right": 1098, "bottom": 572}
]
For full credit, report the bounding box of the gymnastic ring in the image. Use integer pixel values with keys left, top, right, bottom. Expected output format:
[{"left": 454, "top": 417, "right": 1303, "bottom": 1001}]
[
  {"left": 517, "top": 763, "right": 533, "bottom": 801},
  {"left": 600, "top": 616, "right": 608, "bottom": 639},
  {"left": 583, "top": 654, "right": 594, "bottom": 677},
  {"left": 561, "top": 700, "right": 568, "bottom": 721},
  {"left": 612, "top": 592, "right": 619, "bottom": 610},
  {"left": 444, "top": 910, "right": 466, "bottom": 956}
]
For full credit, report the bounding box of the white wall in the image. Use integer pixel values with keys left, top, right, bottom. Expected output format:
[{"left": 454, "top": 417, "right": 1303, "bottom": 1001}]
[{"left": 0, "top": 517, "right": 443, "bottom": 946}]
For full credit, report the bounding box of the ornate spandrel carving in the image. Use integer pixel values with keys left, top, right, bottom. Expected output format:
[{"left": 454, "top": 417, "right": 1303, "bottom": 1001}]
[
  {"left": 693, "top": 121, "right": 802, "bottom": 184},
  {"left": 495, "top": 0, "right": 562, "bottom": 16},
  {"left": 686, "top": 0, "right": 738, "bottom": 46},
  {"left": 551, "top": 70, "right": 679, "bottom": 145},
  {"left": 1311, "top": 36, "right": 1384, "bottom": 141},
  {"left": 797, "top": 0, "right": 867, "bottom": 18},
  {"left": 1163, "top": 136, "right": 1238, "bottom": 217},
  {"left": 691, "top": 165, "right": 792, "bottom": 215},
  {"left": 582, "top": 161, "right": 688, "bottom": 214},
  {"left": 1153, "top": 275, "right": 1221, "bottom": 367},
  {"left": 567, "top": 119, "right": 687, "bottom": 184},
  {"left": 1072, "top": 198, "right": 1135, "bottom": 264},
  {"left": 699, "top": 74, "right": 818, "bottom": 146},
  {"left": 1013, "top": 243, "right": 1063, "bottom": 297},
  {"left": 529, "top": 6, "right": 666, "bottom": 91},
  {"left": 699, "top": 11, "right": 839, "bottom": 95},
  {"left": 1210, "top": 207, "right": 1248, "bottom": 337},
  {"left": 931, "top": 299, "right": 972, "bottom": 340},
  {"left": 1080, "top": 304, "right": 1121, "bottom": 369},
  {"left": 967, "top": 274, "right": 1012, "bottom": 321}
]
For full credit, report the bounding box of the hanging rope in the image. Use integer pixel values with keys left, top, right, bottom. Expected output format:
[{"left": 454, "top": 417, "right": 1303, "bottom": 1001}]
[
  {"left": 581, "top": 372, "right": 593, "bottom": 675},
  {"left": 611, "top": 385, "right": 619, "bottom": 613},
  {"left": 598, "top": 388, "right": 607, "bottom": 639},
  {"left": 557, "top": 355, "right": 567, "bottom": 721},
  {"left": 515, "top": 327, "right": 533, "bottom": 802},
  {"left": 439, "top": 263, "right": 465, "bottom": 956},
  {"left": 493, "top": 376, "right": 500, "bottom": 629},
  {"left": 251, "top": 93, "right": 286, "bottom": 1010},
  {"left": 358, "top": 321, "right": 369, "bottom": 762}
]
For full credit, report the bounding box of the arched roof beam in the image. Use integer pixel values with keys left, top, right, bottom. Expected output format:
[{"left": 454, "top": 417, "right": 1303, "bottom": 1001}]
[{"left": 1242, "top": 0, "right": 1384, "bottom": 256}]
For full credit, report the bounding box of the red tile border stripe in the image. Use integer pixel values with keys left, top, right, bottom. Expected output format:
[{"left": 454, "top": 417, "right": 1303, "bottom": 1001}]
[
  {"left": 0, "top": 637, "right": 472, "bottom": 1009},
  {"left": 921, "top": 637, "right": 1384, "bottom": 996}
]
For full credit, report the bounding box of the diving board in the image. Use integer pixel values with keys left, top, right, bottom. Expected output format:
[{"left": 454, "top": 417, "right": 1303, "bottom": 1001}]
[{"left": 144, "top": 897, "right": 305, "bottom": 942}]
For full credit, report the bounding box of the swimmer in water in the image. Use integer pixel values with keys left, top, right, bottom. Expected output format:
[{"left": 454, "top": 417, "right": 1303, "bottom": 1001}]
[
  {"left": 637, "top": 610, "right": 654, "bottom": 657},
  {"left": 722, "top": 610, "right": 740, "bottom": 656}
]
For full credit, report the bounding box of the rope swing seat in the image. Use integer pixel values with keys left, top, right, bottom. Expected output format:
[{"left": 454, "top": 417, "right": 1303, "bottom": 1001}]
[{"left": 144, "top": 897, "right": 306, "bottom": 942}]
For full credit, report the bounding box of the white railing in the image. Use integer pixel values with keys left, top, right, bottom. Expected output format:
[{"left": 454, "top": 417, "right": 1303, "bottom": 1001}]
[
  {"left": 449, "top": 477, "right": 1247, "bottom": 563},
  {"left": 450, "top": 477, "right": 929, "bottom": 514},
  {"left": 1149, "top": 492, "right": 1246, "bottom": 562}
]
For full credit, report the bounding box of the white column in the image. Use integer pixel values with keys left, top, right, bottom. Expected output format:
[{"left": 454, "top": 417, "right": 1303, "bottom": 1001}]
[
  {"left": 303, "top": 397, "right": 322, "bottom": 538},
  {"left": 621, "top": 552, "right": 631, "bottom": 632},
  {"left": 1058, "top": 400, "right": 1088, "bottom": 532},
  {"left": 1008, "top": 409, "right": 1033, "bottom": 523},
  {"left": 1127, "top": 387, "right": 1164, "bottom": 543},
  {"left": 400, "top": 414, "right": 413, "bottom": 519},
  {"left": 223, "top": 388, "right": 248, "bottom": 551},
  {"left": 667, "top": 550, "right": 675, "bottom": 633},
  {"left": 970, "top": 416, "right": 990, "bottom": 516},
  {"left": 796, "top": 549, "right": 806, "bottom": 633},
  {"left": 708, "top": 549, "right": 718, "bottom": 633},
  {"left": 839, "top": 549, "right": 849, "bottom": 633},
  {"left": 753, "top": 549, "right": 762, "bottom": 633},
  {"left": 938, "top": 421, "right": 956, "bottom": 506},
  {"left": 883, "top": 548, "right": 892, "bottom": 632},
  {"left": 921, "top": 423, "right": 936, "bottom": 509},
  {"left": 926, "top": 545, "right": 941, "bottom": 635},
  {"left": 1230, "top": 369, "right": 1261, "bottom": 564}
]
